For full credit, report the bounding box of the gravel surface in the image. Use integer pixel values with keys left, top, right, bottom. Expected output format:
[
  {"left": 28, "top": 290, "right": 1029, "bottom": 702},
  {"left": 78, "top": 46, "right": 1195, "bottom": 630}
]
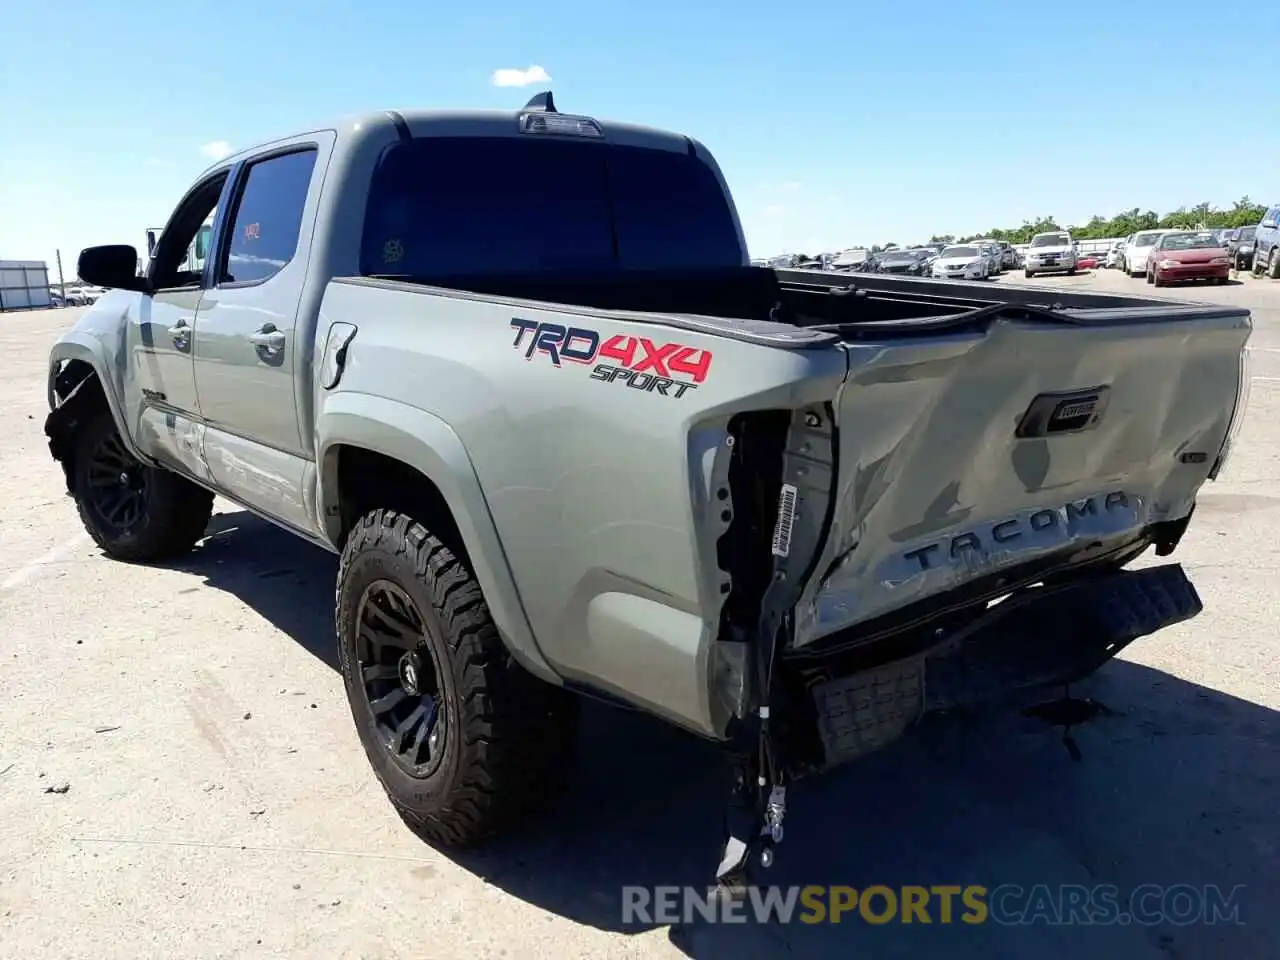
[{"left": 1, "top": 272, "right": 1276, "bottom": 959}]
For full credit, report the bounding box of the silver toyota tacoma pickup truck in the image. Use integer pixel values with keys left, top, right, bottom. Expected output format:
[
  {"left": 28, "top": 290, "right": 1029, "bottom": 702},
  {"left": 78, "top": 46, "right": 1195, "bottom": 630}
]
[{"left": 47, "top": 92, "right": 1252, "bottom": 887}]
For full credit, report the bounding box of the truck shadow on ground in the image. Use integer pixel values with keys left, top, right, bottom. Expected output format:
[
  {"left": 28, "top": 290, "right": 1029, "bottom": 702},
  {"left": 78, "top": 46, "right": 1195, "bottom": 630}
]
[{"left": 173, "top": 510, "right": 1279, "bottom": 960}]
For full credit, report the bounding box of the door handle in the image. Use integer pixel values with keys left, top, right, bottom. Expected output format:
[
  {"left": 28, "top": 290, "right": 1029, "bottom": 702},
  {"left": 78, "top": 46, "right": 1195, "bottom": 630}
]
[
  {"left": 168, "top": 318, "right": 192, "bottom": 348},
  {"left": 248, "top": 324, "right": 286, "bottom": 356}
]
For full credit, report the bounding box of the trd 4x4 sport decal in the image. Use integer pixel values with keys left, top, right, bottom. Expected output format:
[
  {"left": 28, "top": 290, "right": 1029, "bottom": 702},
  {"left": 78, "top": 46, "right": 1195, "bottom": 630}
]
[{"left": 509, "top": 318, "right": 713, "bottom": 400}]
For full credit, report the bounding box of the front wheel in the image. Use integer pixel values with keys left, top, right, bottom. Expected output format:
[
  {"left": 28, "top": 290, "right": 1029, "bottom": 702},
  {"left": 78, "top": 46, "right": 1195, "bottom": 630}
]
[
  {"left": 71, "top": 412, "right": 214, "bottom": 562},
  {"left": 336, "top": 509, "right": 579, "bottom": 848},
  {"left": 1268, "top": 250, "right": 1280, "bottom": 279}
]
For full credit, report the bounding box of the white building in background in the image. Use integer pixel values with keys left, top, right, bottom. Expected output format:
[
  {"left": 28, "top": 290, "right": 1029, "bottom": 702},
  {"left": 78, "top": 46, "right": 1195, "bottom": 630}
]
[{"left": 0, "top": 260, "right": 53, "bottom": 311}]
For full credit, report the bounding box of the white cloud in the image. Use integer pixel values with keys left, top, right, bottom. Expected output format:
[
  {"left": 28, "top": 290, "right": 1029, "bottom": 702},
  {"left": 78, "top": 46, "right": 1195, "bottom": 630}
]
[
  {"left": 490, "top": 65, "right": 552, "bottom": 88},
  {"left": 199, "top": 140, "right": 232, "bottom": 160}
]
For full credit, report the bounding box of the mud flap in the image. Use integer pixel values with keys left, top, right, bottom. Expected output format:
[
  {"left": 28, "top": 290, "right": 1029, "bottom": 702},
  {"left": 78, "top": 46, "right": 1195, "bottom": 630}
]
[{"left": 810, "top": 563, "right": 1202, "bottom": 769}]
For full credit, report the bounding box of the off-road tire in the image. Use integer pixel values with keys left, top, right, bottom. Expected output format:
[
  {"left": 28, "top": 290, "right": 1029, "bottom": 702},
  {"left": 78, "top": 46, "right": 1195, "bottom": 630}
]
[
  {"left": 336, "top": 509, "right": 578, "bottom": 847},
  {"left": 71, "top": 412, "right": 214, "bottom": 563}
]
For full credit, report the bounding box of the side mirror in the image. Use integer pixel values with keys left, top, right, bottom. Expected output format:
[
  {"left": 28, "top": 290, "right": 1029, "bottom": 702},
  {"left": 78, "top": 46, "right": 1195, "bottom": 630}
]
[{"left": 78, "top": 245, "right": 150, "bottom": 293}]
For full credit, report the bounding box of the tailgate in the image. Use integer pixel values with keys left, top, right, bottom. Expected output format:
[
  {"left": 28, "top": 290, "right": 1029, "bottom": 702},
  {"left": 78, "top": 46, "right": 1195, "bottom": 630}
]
[{"left": 791, "top": 305, "right": 1251, "bottom": 648}]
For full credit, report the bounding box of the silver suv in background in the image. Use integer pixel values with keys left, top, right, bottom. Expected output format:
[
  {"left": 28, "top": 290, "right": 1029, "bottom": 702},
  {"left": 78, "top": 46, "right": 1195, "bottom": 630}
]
[
  {"left": 1023, "top": 231, "right": 1078, "bottom": 278},
  {"left": 1252, "top": 203, "right": 1280, "bottom": 279}
]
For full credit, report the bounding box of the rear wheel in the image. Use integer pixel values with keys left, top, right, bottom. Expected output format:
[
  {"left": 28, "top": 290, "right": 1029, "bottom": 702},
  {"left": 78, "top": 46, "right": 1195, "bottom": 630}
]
[
  {"left": 1268, "top": 249, "right": 1280, "bottom": 279},
  {"left": 71, "top": 412, "right": 214, "bottom": 562},
  {"left": 336, "top": 509, "right": 578, "bottom": 847}
]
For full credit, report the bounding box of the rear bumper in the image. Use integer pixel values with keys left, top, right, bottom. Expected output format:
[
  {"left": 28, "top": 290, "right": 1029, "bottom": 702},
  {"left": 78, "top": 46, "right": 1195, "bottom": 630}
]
[{"left": 806, "top": 563, "right": 1201, "bottom": 770}]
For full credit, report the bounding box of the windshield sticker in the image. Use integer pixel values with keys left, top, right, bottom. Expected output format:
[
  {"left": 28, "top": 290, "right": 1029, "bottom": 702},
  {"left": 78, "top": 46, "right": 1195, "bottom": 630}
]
[{"left": 509, "top": 318, "right": 713, "bottom": 400}]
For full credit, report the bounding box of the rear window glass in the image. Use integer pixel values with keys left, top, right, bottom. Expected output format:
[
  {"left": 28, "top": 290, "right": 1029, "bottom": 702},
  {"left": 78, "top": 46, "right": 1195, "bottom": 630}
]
[{"left": 359, "top": 136, "right": 742, "bottom": 277}]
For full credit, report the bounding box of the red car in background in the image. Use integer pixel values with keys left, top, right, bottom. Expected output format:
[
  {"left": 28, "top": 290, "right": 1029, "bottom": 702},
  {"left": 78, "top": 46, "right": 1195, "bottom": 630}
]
[
  {"left": 1146, "top": 230, "right": 1232, "bottom": 286},
  {"left": 1077, "top": 254, "right": 1100, "bottom": 269}
]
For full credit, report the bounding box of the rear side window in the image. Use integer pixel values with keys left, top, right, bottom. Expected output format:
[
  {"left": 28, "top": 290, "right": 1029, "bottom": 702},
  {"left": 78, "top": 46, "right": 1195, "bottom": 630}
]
[
  {"left": 222, "top": 148, "right": 318, "bottom": 285},
  {"left": 359, "top": 136, "right": 742, "bottom": 277}
]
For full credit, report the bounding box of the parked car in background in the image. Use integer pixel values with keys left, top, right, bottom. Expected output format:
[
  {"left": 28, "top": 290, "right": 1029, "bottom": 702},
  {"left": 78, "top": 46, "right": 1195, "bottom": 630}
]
[
  {"left": 971, "top": 239, "right": 1003, "bottom": 275},
  {"left": 1229, "top": 225, "right": 1256, "bottom": 271},
  {"left": 1104, "top": 240, "right": 1126, "bottom": 268},
  {"left": 876, "top": 247, "right": 932, "bottom": 276},
  {"left": 1122, "top": 229, "right": 1167, "bottom": 277},
  {"left": 61, "top": 286, "right": 89, "bottom": 306},
  {"left": 997, "top": 241, "right": 1017, "bottom": 269},
  {"left": 1077, "top": 253, "right": 1100, "bottom": 269},
  {"left": 792, "top": 254, "right": 830, "bottom": 271},
  {"left": 1146, "top": 230, "right": 1232, "bottom": 286},
  {"left": 931, "top": 243, "right": 988, "bottom": 280},
  {"left": 831, "top": 247, "right": 875, "bottom": 272},
  {"left": 1252, "top": 203, "right": 1280, "bottom": 279},
  {"left": 1023, "top": 231, "right": 1078, "bottom": 277}
]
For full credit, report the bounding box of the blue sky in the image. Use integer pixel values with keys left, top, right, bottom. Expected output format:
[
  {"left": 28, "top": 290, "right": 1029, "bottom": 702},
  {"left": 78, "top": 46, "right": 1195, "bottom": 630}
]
[{"left": 2, "top": 1, "right": 1277, "bottom": 273}]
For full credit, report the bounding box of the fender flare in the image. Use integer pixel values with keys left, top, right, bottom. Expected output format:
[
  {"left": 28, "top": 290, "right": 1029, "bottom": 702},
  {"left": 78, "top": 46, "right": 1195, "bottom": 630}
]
[
  {"left": 316, "top": 392, "right": 559, "bottom": 685},
  {"left": 46, "top": 336, "right": 148, "bottom": 463}
]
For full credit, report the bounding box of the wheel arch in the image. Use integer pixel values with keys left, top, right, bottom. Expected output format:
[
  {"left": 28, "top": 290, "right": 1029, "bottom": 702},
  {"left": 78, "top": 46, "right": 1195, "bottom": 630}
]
[
  {"left": 45, "top": 340, "right": 146, "bottom": 491},
  {"left": 316, "top": 393, "right": 560, "bottom": 685}
]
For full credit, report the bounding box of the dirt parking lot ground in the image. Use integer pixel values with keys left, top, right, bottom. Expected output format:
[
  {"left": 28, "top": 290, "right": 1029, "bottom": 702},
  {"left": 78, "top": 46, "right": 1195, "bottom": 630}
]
[{"left": 2, "top": 271, "right": 1277, "bottom": 959}]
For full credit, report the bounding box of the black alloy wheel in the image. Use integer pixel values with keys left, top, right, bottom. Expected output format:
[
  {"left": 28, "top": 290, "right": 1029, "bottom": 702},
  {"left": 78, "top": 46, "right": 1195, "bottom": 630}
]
[
  {"left": 83, "top": 430, "right": 148, "bottom": 535},
  {"left": 355, "top": 579, "right": 446, "bottom": 778}
]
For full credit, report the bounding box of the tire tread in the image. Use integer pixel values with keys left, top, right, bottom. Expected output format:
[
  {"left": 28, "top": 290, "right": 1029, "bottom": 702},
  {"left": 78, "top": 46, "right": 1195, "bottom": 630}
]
[{"left": 336, "top": 508, "right": 576, "bottom": 847}]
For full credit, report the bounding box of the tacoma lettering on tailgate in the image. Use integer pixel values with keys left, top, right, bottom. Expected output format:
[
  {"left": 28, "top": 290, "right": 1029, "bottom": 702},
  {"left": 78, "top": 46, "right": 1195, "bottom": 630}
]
[
  {"left": 510, "top": 318, "right": 712, "bottom": 400},
  {"left": 903, "top": 491, "right": 1134, "bottom": 572}
]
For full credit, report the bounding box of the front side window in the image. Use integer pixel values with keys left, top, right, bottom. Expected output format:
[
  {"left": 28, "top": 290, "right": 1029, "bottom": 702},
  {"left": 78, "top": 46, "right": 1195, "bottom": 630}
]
[
  {"left": 359, "top": 136, "right": 742, "bottom": 278},
  {"left": 222, "top": 149, "right": 318, "bottom": 285},
  {"left": 150, "top": 174, "right": 226, "bottom": 290}
]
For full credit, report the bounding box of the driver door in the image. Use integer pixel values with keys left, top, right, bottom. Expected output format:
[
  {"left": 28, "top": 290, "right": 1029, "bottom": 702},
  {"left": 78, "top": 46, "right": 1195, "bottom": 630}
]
[{"left": 130, "top": 171, "right": 231, "bottom": 478}]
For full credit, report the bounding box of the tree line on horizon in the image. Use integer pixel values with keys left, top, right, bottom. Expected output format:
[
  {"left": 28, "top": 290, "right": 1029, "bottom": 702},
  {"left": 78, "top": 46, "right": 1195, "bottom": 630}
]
[{"left": 921, "top": 196, "right": 1269, "bottom": 248}]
